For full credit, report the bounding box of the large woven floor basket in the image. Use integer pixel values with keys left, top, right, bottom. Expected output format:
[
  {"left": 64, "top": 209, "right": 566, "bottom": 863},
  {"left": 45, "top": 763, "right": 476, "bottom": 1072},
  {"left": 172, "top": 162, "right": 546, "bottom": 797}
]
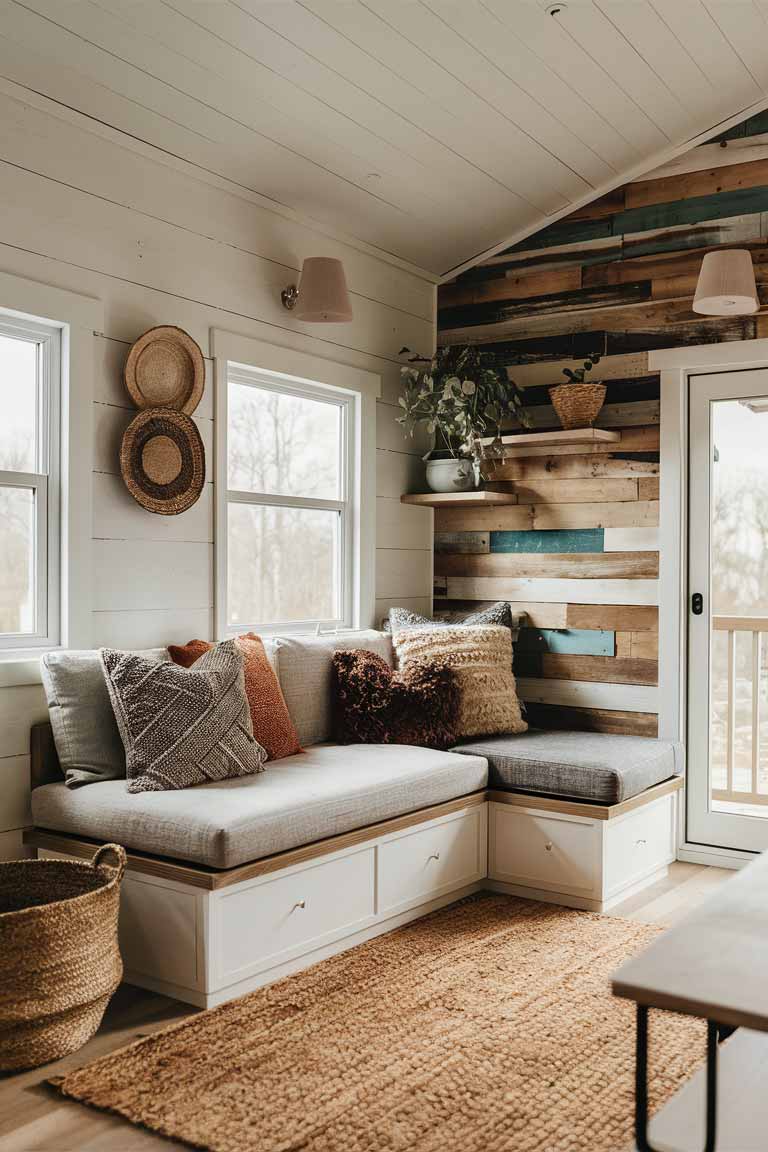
[{"left": 0, "top": 843, "right": 126, "bottom": 1072}]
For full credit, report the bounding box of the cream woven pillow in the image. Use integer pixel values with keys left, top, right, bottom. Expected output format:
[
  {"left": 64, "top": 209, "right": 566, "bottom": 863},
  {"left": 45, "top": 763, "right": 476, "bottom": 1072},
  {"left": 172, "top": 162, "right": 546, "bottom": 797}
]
[{"left": 392, "top": 624, "right": 527, "bottom": 741}]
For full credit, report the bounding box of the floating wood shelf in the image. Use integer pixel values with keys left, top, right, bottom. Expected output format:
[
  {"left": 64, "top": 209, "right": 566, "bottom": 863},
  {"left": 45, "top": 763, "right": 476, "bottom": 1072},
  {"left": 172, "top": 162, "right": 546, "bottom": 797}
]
[
  {"left": 485, "top": 428, "right": 621, "bottom": 448},
  {"left": 400, "top": 491, "right": 518, "bottom": 508}
]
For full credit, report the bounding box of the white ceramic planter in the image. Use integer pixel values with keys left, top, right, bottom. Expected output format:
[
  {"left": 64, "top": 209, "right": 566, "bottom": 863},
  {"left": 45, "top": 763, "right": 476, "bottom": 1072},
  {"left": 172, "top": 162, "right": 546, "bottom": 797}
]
[{"left": 425, "top": 457, "right": 474, "bottom": 493}]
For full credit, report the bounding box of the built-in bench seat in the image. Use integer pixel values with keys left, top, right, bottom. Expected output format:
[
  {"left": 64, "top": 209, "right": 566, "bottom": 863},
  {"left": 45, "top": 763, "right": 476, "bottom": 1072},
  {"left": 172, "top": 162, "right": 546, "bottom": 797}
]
[
  {"left": 30, "top": 743, "right": 489, "bottom": 869},
  {"left": 454, "top": 730, "right": 683, "bottom": 805},
  {"left": 26, "top": 628, "right": 684, "bottom": 1007}
]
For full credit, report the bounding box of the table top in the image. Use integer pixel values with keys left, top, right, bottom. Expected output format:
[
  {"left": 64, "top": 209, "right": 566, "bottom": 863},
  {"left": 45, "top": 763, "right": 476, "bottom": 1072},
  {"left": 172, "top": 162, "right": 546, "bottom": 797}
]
[{"left": 612, "top": 849, "right": 768, "bottom": 1031}]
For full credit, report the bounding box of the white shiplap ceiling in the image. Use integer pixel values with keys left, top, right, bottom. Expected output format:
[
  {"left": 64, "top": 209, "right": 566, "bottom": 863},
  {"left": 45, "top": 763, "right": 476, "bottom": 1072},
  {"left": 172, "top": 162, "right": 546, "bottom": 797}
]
[{"left": 1, "top": 0, "right": 768, "bottom": 278}]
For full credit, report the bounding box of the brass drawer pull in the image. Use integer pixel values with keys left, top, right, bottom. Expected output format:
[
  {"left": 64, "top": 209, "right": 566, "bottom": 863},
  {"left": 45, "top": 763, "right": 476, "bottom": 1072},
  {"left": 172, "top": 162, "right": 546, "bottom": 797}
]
[
  {"left": 428, "top": 852, "right": 441, "bottom": 862},
  {"left": 292, "top": 899, "right": 306, "bottom": 912},
  {"left": 544, "top": 842, "right": 553, "bottom": 852}
]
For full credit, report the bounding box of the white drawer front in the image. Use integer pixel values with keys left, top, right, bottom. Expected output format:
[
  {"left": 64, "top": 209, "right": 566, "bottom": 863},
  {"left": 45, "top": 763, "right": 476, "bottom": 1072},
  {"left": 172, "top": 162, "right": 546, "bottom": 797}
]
[
  {"left": 604, "top": 795, "right": 675, "bottom": 899},
  {"left": 216, "top": 847, "right": 376, "bottom": 986},
  {"left": 121, "top": 877, "right": 201, "bottom": 991},
  {"left": 377, "top": 807, "right": 485, "bottom": 917},
  {"left": 490, "top": 803, "right": 599, "bottom": 897}
]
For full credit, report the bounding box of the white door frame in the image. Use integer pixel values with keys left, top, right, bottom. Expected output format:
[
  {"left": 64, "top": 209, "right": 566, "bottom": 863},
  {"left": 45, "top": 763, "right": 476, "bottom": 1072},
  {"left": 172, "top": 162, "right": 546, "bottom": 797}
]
[{"left": 654, "top": 337, "right": 768, "bottom": 869}]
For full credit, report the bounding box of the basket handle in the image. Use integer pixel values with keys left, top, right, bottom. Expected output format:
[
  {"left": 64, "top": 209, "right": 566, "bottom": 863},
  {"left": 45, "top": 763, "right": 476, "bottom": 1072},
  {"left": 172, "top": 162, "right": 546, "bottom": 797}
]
[{"left": 92, "top": 843, "right": 127, "bottom": 884}]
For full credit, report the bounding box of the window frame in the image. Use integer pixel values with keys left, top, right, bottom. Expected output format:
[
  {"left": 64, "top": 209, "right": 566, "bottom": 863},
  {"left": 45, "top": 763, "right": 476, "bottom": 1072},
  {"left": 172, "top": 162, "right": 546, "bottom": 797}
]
[
  {"left": 213, "top": 329, "right": 380, "bottom": 641},
  {"left": 221, "top": 362, "right": 357, "bottom": 636},
  {"left": 0, "top": 313, "right": 61, "bottom": 652}
]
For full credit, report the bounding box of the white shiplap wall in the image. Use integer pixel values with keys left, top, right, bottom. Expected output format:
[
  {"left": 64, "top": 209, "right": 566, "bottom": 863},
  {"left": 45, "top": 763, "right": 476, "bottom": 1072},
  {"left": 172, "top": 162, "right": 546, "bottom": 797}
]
[{"left": 0, "top": 81, "right": 434, "bottom": 859}]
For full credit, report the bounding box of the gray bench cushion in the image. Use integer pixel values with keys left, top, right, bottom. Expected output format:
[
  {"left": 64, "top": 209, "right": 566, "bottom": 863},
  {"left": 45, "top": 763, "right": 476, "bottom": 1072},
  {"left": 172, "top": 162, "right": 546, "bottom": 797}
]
[
  {"left": 453, "top": 730, "right": 683, "bottom": 804},
  {"left": 31, "top": 743, "right": 488, "bottom": 869}
]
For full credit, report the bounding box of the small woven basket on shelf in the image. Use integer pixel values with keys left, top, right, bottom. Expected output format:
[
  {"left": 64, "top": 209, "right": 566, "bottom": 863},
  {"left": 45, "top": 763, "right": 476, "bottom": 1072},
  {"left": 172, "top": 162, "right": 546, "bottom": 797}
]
[
  {"left": 0, "top": 843, "right": 126, "bottom": 1072},
  {"left": 548, "top": 382, "right": 607, "bottom": 430}
]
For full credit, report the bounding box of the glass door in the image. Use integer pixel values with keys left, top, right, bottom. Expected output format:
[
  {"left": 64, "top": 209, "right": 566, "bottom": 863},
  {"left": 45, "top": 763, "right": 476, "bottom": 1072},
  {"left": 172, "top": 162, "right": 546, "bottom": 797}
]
[{"left": 689, "top": 368, "right": 768, "bottom": 852}]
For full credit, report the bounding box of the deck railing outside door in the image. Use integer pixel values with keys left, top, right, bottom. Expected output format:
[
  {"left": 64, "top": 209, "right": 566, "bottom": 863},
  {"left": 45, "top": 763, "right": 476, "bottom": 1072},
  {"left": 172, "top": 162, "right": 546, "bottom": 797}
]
[{"left": 712, "top": 615, "right": 768, "bottom": 807}]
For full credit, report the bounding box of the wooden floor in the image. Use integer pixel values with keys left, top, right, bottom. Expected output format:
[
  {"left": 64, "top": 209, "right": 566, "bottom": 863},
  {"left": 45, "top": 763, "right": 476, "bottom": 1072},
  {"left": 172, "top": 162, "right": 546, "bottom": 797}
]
[{"left": 1, "top": 863, "right": 733, "bottom": 1152}]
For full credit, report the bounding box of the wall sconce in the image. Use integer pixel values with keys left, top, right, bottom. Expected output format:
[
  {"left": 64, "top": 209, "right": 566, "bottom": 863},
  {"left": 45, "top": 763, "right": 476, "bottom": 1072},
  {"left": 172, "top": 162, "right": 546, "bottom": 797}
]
[
  {"left": 281, "top": 257, "right": 353, "bottom": 322},
  {"left": 693, "top": 249, "right": 759, "bottom": 316}
]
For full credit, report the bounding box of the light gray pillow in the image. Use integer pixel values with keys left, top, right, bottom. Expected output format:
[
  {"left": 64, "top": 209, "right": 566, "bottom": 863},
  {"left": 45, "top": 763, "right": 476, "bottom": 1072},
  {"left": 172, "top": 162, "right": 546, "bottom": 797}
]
[
  {"left": 41, "top": 647, "right": 169, "bottom": 788},
  {"left": 386, "top": 602, "right": 525, "bottom": 635},
  {"left": 100, "top": 639, "right": 267, "bottom": 793},
  {"left": 272, "top": 630, "right": 393, "bottom": 746}
]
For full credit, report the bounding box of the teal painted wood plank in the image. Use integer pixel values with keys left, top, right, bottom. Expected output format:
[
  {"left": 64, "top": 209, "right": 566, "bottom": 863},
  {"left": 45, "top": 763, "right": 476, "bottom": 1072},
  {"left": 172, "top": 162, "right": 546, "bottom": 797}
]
[
  {"left": 461, "top": 241, "right": 622, "bottom": 283},
  {"left": 714, "top": 111, "right": 768, "bottom": 141},
  {"left": 622, "top": 213, "right": 763, "bottom": 259},
  {"left": 503, "top": 186, "right": 768, "bottom": 252},
  {"left": 437, "top": 282, "right": 651, "bottom": 330},
  {"left": 614, "top": 186, "right": 768, "bottom": 237},
  {"left": 503, "top": 217, "right": 612, "bottom": 254},
  {"left": 517, "top": 628, "right": 615, "bottom": 656},
  {"left": 490, "top": 529, "right": 605, "bottom": 554}
]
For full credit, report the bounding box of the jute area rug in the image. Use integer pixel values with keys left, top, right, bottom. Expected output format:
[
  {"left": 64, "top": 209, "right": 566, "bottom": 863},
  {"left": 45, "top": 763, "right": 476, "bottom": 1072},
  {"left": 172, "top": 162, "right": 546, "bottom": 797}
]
[{"left": 55, "top": 894, "right": 702, "bottom": 1152}]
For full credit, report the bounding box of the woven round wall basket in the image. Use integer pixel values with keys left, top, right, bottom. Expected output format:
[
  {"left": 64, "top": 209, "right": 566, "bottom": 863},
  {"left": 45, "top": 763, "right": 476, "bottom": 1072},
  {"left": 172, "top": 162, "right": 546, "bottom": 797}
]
[
  {"left": 121, "top": 407, "right": 205, "bottom": 515},
  {"left": 124, "top": 325, "right": 205, "bottom": 415},
  {"left": 0, "top": 844, "right": 126, "bottom": 1071},
  {"left": 548, "top": 381, "right": 607, "bottom": 430}
]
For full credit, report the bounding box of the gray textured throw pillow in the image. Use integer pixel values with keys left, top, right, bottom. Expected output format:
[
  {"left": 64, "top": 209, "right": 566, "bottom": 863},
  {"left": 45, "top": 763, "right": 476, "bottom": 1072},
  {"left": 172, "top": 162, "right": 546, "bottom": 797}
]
[
  {"left": 386, "top": 602, "right": 524, "bottom": 634},
  {"left": 100, "top": 640, "right": 267, "bottom": 793},
  {"left": 41, "top": 647, "right": 169, "bottom": 788}
]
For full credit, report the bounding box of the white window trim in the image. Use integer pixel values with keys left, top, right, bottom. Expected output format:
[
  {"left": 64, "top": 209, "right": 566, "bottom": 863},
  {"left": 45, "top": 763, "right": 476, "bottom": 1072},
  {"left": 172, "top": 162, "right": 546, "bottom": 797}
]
[
  {"left": 211, "top": 329, "right": 380, "bottom": 638},
  {"left": 0, "top": 313, "right": 61, "bottom": 652},
  {"left": 0, "top": 270, "right": 101, "bottom": 687},
  {"left": 653, "top": 336, "right": 768, "bottom": 868}
]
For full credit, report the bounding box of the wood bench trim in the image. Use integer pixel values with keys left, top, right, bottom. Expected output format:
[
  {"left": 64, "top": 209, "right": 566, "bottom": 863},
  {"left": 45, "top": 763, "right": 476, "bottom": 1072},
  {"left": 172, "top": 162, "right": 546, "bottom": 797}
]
[
  {"left": 23, "top": 777, "right": 682, "bottom": 889},
  {"left": 24, "top": 791, "right": 489, "bottom": 890},
  {"left": 487, "top": 775, "right": 682, "bottom": 820}
]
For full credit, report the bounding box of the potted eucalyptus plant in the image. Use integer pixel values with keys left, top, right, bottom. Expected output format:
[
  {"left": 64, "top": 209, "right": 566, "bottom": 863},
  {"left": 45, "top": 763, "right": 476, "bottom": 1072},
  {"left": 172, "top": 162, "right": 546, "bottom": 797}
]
[
  {"left": 397, "top": 345, "right": 531, "bottom": 492},
  {"left": 548, "top": 354, "right": 605, "bottom": 430}
]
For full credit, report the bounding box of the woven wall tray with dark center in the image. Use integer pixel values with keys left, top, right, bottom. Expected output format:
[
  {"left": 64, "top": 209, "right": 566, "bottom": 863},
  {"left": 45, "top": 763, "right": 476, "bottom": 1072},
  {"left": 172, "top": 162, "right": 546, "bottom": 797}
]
[{"left": 120, "top": 407, "right": 205, "bottom": 515}]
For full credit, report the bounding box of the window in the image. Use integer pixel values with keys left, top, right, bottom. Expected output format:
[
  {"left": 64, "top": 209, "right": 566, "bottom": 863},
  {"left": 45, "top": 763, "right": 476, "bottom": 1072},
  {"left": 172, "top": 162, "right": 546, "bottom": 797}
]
[
  {"left": 0, "top": 315, "right": 60, "bottom": 650},
  {"left": 223, "top": 364, "right": 354, "bottom": 632}
]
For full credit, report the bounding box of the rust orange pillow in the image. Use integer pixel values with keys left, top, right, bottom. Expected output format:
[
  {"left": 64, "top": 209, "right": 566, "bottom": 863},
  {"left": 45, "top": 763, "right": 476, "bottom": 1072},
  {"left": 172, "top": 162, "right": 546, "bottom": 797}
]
[{"left": 168, "top": 634, "right": 302, "bottom": 761}]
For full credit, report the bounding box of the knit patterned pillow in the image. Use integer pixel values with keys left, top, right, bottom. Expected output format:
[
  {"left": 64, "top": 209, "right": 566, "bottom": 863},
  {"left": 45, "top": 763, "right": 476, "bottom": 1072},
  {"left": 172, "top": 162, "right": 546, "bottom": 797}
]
[
  {"left": 100, "top": 639, "right": 267, "bottom": 793},
  {"left": 168, "top": 633, "right": 301, "bottom": 761},
  {"left": 392, "top": 624, "right": 527, "bottom": 741},
  {"left": 331, "top": 649, "right": 459, "bottom": 750}
]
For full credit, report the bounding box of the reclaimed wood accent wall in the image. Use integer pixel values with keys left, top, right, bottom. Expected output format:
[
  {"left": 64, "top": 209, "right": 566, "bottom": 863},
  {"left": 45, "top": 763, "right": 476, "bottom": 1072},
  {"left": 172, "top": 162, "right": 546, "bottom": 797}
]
[{"left": 436, "top": 112, "right": 768, "bottom": 738}]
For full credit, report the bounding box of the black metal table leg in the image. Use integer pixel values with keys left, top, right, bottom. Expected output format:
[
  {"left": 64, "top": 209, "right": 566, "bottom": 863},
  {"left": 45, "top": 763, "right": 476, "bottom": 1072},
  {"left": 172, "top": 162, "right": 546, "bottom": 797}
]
[{"left": 635, "top": 1004, "right": 719, "bottom": 1152}]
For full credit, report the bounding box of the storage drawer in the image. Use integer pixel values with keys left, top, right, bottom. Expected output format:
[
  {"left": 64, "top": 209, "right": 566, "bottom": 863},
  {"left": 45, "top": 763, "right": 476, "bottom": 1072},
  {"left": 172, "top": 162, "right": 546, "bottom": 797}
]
[
  {"left": 377, "top": 806, "right": 486, "bottom": 917},
  {"left": 215, "top": 846, "right": 376, "bottom": 987},
  {"left": 604, "top": 795, "right": 675, "bottom": 900},
  {"left": 489, "top": 803, "right": 599, "bottom": 898}
]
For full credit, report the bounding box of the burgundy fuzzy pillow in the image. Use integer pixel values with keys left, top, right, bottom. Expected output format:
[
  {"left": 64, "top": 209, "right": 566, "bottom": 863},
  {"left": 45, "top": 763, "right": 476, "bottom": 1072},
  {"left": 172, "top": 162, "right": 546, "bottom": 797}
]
[{"left": 331, "top": 649, "right": 459, "bottom": 750}]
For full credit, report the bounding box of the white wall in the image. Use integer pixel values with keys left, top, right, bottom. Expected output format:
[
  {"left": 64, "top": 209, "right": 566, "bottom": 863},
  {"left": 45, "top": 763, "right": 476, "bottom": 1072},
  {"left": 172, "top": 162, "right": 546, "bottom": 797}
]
[{"left": 0, "top": 81, "right": 435, "bottom": 858}]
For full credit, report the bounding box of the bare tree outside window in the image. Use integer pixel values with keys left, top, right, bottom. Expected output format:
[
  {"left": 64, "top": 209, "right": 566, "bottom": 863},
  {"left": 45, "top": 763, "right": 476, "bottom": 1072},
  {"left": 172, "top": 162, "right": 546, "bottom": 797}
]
[
  {"left": 225, "top": 375, "right": 348, "bottom": 628},
  {"left": 0, "top": 334, "right": 40, "bottom": 637}
]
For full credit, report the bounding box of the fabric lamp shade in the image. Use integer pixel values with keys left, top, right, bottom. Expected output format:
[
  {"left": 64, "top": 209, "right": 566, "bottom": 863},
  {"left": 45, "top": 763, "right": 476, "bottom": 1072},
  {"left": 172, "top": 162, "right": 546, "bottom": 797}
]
[
  {"left": 294, "top": 257, "right": 353, "bottom": 322},
  {"left": 693, "top": 249, "right": 759, "bottom": 316}
]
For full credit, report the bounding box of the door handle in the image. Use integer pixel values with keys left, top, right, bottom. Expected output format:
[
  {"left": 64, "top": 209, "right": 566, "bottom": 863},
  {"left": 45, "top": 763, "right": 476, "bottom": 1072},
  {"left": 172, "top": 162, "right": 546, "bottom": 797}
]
[{"left": 691, "top": 592, "right": 703, "bottom": 616}]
